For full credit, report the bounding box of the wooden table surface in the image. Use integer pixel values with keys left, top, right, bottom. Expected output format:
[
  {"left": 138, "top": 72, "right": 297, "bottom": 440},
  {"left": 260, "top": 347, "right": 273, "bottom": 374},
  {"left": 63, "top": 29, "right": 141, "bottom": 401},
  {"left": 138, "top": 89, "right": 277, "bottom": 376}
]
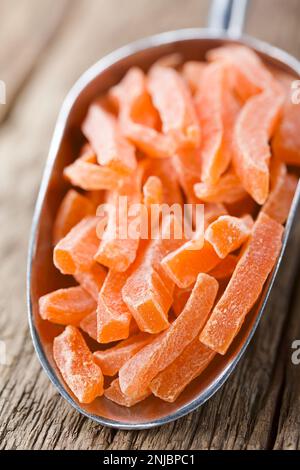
[{"left": 1, "top": 0, "right": 300, "bottom": 450}]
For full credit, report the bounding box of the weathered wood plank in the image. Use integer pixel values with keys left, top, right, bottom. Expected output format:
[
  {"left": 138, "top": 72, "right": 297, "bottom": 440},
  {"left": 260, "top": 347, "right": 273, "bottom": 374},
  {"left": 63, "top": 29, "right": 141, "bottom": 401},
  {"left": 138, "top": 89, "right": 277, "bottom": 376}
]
[{"left": 0, "top": 0, "right": 70, "bottom": 122}]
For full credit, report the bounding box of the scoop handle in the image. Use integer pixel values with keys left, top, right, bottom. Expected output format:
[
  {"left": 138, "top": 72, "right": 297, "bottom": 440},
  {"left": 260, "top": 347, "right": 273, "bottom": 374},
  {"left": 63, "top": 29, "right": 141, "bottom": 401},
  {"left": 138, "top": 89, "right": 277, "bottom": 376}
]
[{"left": 208, "top": 0, "right": 248, "bottom": 36}]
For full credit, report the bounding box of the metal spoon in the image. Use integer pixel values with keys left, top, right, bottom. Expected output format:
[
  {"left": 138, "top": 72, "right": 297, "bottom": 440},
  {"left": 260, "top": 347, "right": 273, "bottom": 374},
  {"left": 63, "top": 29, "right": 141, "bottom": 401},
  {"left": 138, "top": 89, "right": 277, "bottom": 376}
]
[{"left": 27, "top": 0, "right": 300, "bottom": 429}]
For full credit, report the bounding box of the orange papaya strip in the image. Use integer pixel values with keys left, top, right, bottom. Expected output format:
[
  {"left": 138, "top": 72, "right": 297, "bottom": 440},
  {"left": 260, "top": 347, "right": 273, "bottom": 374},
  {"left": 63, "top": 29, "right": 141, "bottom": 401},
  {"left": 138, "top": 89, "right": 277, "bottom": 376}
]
[
  {"left": 82, "top": 103, "right": 136, "bottom": 175},
  {"left": 172, "top": 147, "right": 202, "bottom": 200},
  {"left": 172, "top": 285, "right": 193, "bottom": 317},
  {"left": 54, "top": 216, "right": 100, "bottom": 275},
  {"left": 53, "top": 326, "right": 103, "bottom": 403},
  {"left": 205, "top": 214, "right": 253, "bottom": 259},
  {"left": 93, "top": 332, "right": 152, "bottom": 376},
  {"left": 74, "top": 263, "right": 107, "bottom": 301},
  {"left": 209, "top": 254, "right": 238, "bottom": 280},
  {"left": 144, "top": 158, "right": 183, "bottom": 205},
  {"left": 63, "top": 152, "right": 120, "bottom": 191},
  {"left": 122, "top": 215, "right": 184, "bottom": 333},
  {"left": 53, "top": 189, "right": 95, "bottom": 245},
  {"left": 94, "top": 166, "right": 143, "bottom": 272},
  {"left": 104, "top": 378, "right": 151, "bottom": 407},
  {"left": 233, "top": 90, "right": 284, "bottom": 204},
  {"left": 273, "top": 93, "right": 300, "bottom": 166},
  {"left": 97, "top": 270, "right": 132, "bottom": 343},
  {"left": 150, "top": 338, "right": 216, "bottom": 402},
  {"left": 262, "top": 155, "right": 298, "bottom": 223},
  {"left": 181, "top": 61, "right": 206, "bottom": 94},
  {"left": 79, "top": 310, "right": 97, "bottom": 341},
  {"left": 207, "top": 45, "right": 276, "bottom": 101},
  {"left": 143, "top": 176, "right": 163, "bottom": 206},
  {"left": 119, "top": 273, "right": 218, "bottom": 399},
  {"left": 111, "top": 67, "right": 174, "bottom": 158},
  {"left": 39, "top": 286, "right": 96, "bottom": 326},
  {"left": 194, "top": 169, "right": 247, "bottom": 204},
  {"left": 148, "top": 65, "right": 200, "bottom": 148},
  {"left": 200, "top": 212, "right": 283, "bottom": 354},
  {"left": 161, "top": 234, "right": 221, "bottom": 289}
]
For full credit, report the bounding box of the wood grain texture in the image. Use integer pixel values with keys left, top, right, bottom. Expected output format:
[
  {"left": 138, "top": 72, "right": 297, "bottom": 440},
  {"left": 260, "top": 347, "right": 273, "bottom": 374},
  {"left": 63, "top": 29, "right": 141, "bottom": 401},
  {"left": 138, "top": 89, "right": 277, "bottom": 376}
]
[{"left": 0, "top": 0, "right": 300, "bottom": 450}]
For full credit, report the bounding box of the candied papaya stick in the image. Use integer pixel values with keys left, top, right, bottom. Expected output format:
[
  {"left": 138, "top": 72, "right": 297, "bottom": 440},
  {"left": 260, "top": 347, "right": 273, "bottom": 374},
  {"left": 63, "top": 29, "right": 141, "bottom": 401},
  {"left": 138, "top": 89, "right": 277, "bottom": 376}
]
[
  {"left": 82, "top": 103, "right": 136, "bottom": 175},
  {"left": 94, "top": 166, "right": 143, "bottom": 272},
  {"left": 150, "top": 338, "right": 216, "bottom": 402},
  {"left": 143, "top": 176, "right": 163, "bottom": 206},
  {"left": 272, "top": 88, "right": 300, "bottom": 166},
  {"left": 207, "top": 45, "right": 277, "bottom": 101},
  {"left": 53, "top": 189, "right": 95, "bottom": 245},
  {"left": 104, "top": 379, "right": 151, "bottom": 407},
  {"left": 209, "top": 254, "right": 238, "bottom": 280},
  {"left": 74, "top": 263, "right": 107, "bottom": 301},
  {"left": 144, "top": 158, "right": 183, "bottom": 205},
  {"left": 39, "top": 286, "right": 96, "bottom": 326},
  {"left": 203, "top": 202, "right": 228, "bottom": 227},
  {"left": 63, "top": 152, "right": 120, "bottom": 191},
  {"left": 161, "top": 233, "right": 222, "bottom": 289},
  {"left": 181, "top": 61, "right": 207, "bottom": 94},
  {"left": 54, "top": 216, "right": 100, "bottom": 275},
  {"left": 200, "top": 212, "right": 283, "bottom": 355},
  {"left": 148, "top": 65, "right": 200, "bottom": 149},
  {"left": 122, "top": 215, "right": 184, "bottom": 333},
  {"left": 205, "top": 214, "right": 253, "bottom": 259},
  {"left": 93, "top": 332, "right": 152, "bottom": 376},
  {"left": 97, "top": 270, "right": 132, "bottom": 343},
  {"left": 119, "top": 273, "right": 218, "bottom": 399},
  {"left": 110, "top": 67, "right": 174, "bottom": 158},
  {"left": 80, "top": 310, "right": 97, "bottom": 341},
  {"left": 262, "top": 158, "right": 298, "bottom": 224},
  {"left": 172, "top": 285, "right": 193, "bottom": 317},
  {"left": 53, "top": 326, "right": 103, "bottom": 403},
  {"left": 196, "top": 62, "right": 225, "bottom": 184},
  {"left": 233, "top": 89, "right": 284, "bottom": 204},
  {"left": 172, "top": 147, "right": 202, "bottom": 200},
  {"left": 194, "top": 169, "right": 247, "bottom": 204}
]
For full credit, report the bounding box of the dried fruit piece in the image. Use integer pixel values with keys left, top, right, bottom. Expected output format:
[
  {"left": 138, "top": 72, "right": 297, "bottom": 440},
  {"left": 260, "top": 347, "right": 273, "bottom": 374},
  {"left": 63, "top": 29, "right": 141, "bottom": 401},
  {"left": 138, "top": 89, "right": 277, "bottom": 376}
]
[
  {"left": 205, "top": 215, "right": 253, "bottom": 259},
  {"left": 53, "top": 189, "right": 95, "bottom": 244},
  {"left": 104, "top": 378, "right": 150, "bottom": 407},
  {"left": 122, "top": 215, "right": 184, "bottom": 333},
  {"left": 80, "top": 310, "right": 97, "bottom": 340},
  {"left": 54, "top": 216, "right": 100, "bottom": 275},
  {"left": 194, "top": 169, "right": 247, "bottom": 204},
  {"left": 273, "top": 93, "right": 300, "bottom": 166},
  {"left": 39, "top": 286, "right": 96, "bottom": 326},
  {"left": 74, "top": 263, "right": 107, "bottom": 300},
  {"left": 119, "top": 273, "right": 218, "bottom": 399},
  {"left": 200, "top": 212, "right": 283, "bottom": 354},
  {"left": 172, "top": 285, "right": 193, "bottom": 317},
  {"left": 161, "top": 234, "right": 221, "bottom": 289},
  {"left": 150, "top": 338, "right": 216, "bottom": 402},
  {"left": 93, "top": 333, "right": 152, "bottom": 376},
  {"left": 262, "top": 158, "right": 298, "bottom": 224},
  {"left": 53, "top": 326, "right": 103, "bottom": 403},
  {"left": 148, "top": 65, "right": 200, "bottom": 148},
  {"left": 172, "top": 147, "right": 202, "bottom": 200},
  {"left": 64, "top": 152, "right": 120, "bottom": 191},
  {"left": 144, "top": 158, "right": 183, "bottom": 205},
  {"left": 97, "top": 269, "right": 133, "bottom": 343},
  {"left": 82, "top": 103, "right": 136, "bottom": 175},
  {"left": 233, "top": 90, "right": 284, "bottom": 204},
  {"left": 94, "top": 166, "right": 143, "bottom": 272},
  {"left": 111, "top": 67, "right": 174, "bottom": 158},
  {"left": 209, "top": 254, "right": 238, "bottom": 280},
  {"left": 143, "top": 176, "right": 163, "bottom": 206},
  {"left": 182, "top": 61, "right": 206, "bottom": 94},
  {"left": 207, "top": 45, "right": 276, "bottom": 100}
]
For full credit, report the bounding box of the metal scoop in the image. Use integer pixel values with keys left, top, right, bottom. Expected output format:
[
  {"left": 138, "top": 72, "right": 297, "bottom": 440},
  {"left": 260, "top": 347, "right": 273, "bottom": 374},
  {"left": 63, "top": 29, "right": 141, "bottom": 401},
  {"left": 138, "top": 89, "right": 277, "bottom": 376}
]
[{"left": 27, "top": 0, "right": 300, "bottom": 429}]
